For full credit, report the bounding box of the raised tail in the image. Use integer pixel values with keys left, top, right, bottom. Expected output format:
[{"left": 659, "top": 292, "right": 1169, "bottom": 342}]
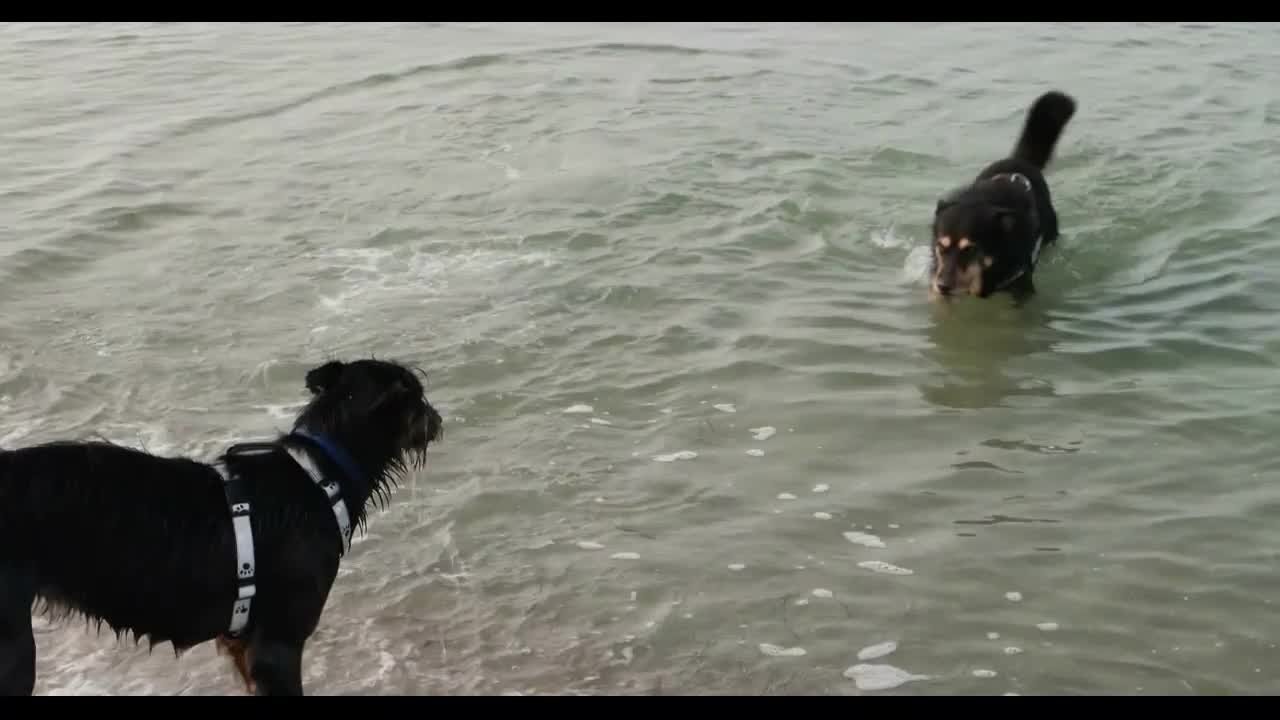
[{"left": 1011, "top": 90, "right": 1076, "bottom": 170}]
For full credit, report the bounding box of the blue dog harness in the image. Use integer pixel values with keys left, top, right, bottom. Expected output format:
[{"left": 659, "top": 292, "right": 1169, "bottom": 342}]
[{"left": 216, "top": 432, "right": 360, "bottom": 638}]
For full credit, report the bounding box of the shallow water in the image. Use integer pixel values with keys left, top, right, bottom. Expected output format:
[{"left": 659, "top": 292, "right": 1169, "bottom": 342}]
[{"left": 2, "top": 22, "right": 1279, "bottom": 695}]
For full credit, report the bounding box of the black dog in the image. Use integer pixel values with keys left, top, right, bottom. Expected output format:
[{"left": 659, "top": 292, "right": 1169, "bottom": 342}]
[
  {"left": 0, "top": 358, "right": 443, "bottom": 695},
  {"left": 929, "top": 90, "right": 1077, "bottom": 301}
]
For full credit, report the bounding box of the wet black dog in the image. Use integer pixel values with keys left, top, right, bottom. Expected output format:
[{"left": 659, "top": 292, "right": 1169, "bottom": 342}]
[
  {"left": 929, "top": 90, "right": 1077, "bottom": 301},
  {"left": 0, "top": 358, "right": 443, "bottom": 695}
]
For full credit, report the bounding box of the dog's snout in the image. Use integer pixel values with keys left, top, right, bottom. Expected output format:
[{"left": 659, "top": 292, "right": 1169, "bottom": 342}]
[{"left": 932, "top": 279, "right": 953, "bottom": 295}]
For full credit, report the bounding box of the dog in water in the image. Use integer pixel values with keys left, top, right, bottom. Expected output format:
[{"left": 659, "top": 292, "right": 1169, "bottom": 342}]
[
  {"left": 0, "top": 358, "right": 443, "bottom": 695},
  {"left": 929, "top": 90, "right": 1077, "bottom": 302}
]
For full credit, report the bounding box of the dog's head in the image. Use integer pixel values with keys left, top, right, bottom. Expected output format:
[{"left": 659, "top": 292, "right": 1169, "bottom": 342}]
[
  {"left": 930, "top": 196, "right": 1030, "bottom": 300},
  {"left": 295, "top": 358, "right": 443, "bottom": 470}
]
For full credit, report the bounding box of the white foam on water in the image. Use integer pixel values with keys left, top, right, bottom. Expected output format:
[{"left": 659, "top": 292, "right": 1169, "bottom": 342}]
[
  {"left": 812, "top": 483, "right": 830, "bottom": 493},
  {"left": 728, "top": 563, "right": 746, "bottom": 571},
  {"left": 713, "top": 403, "right": 737, "bottom": 413},
  {"left": 661, "top": 408, "right": 673, "bottom": 414},
  {"left": 590, "top": 417, "right": 612, "bottom": 425},
  {"left": 611, "top": 552, "right": 641, "bottom": 560},
  {"left": 1036, "top": 622, "right": 1059, "bottom": 632},
  {"left": 811, "top": 588, "right": 833, "bottom": 599},
  {"left": 902, "top": 245, "right": 932, "bottom": 283},
  {"left": 1003, "top": 692, "right": 1021, "bottom": 696},
  {"left": 794, "top": 598, "right": 810, "bottom": 606},
  {"left": 577, "top": 541, "right": 605, "bottom": 550},
  {"left": 377, "top": 650, "right": 396, "bottom": 681},
  {"left": 858, "top": 560, "right": 914, "bottom": 576},
  {"left": 972, "top": 669, "right": 998, "bottom": 678},
  {"left": 870, "top": 224, "right": 913, "bottom": 249},
  {"left": 777, "top": 492, "right": 797, "bottom": 500},
  {"left": 0, "top": 421, "right": 39, "bottom": 448},
  {"left": 857, "top": 641, "right": 898, "bottom": 660},
  {"left": 645, "top": 621, "right": 656, "bottom": 629},
  {"left": 888, "top": 523, "right": 901, "bottom": 529},
  {"left": 1004, "top": 646, "right": 1023, "bottom": 655},
  {"left": 813, "top": 512, "right": 833, "bottom": 520},
  {"left": 255, "top": 402, "right": 308, "bottom": 423},
  {"left": 759, "top": 643, "right": 807, "bottom": 657},
  {"left": 844, "top": 531, "right": 886, "bottom": 548},
  {"left": 682, "top": 613, "right": 694, "bottom": 619},
  {"left": 563, "top": 404, "right": 594, "bottom": 414},
  {"left": 843, "top": 664, "right": 930, "bottom": 691},
  {"left": 750, "top": 426, "right": 777, "bottom": 441},
  {"left": 653, "top": 450, "right": 698, "bottom": 462},
  {"left": 987, "top": 632, "right": 1001, "bottom": 640},
  {"left": 746, "top": 449, "right": 765, "bottom": 457},
  {"left": 1005, "top": 591, "right": 1023, "bottom": 602}
]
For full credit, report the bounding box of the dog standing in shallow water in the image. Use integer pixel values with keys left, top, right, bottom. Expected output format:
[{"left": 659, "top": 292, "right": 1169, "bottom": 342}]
[
  {"left": 929, "top": 90, "right": 1077, "bottom": 302},
  {"left": 0, "top": 358, "right": 443, "bottom": 695}
]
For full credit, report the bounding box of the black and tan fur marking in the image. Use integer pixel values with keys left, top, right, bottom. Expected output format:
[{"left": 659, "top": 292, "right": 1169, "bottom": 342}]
[{"left": 929, "top": 90, "right": 1077, "bottom": 302}]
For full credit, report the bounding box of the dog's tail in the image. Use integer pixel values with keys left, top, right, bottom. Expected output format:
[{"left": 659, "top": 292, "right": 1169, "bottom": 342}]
[{"left": 1011, "top": 90, "right": 1076, "bottom": 171}]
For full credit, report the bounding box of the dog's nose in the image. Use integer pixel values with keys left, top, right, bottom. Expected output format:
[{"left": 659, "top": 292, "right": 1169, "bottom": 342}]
[{"left": 933, "top": 280, "right": 953, "bottom": 295}]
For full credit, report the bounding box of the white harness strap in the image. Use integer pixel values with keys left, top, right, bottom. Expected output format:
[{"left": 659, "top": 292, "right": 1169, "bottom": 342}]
[
  {"left": 216, "top": 463, "right": 257, "bottom": 638},
  {"left": 216, "top": 441, "right": 353, "bottom": 638},
  {"left": 285, "top": 445, "right": 354, "bottom": 550}
]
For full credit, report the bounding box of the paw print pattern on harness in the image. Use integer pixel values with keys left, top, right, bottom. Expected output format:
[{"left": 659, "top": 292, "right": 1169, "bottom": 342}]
[{"left": 217, "top": 459, "right": 258, "bottom": 638}]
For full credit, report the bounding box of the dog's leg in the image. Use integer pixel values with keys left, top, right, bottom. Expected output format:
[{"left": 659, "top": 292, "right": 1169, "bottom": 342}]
[
  {"left": 0, "top": 571, "right": 36, "bottom": 696},
  {"left": 1008, "top": 274, "right": 1037, "bottom": 305},
  {"left": 248, "top": 637, "right": 305, "bottom": 696}
]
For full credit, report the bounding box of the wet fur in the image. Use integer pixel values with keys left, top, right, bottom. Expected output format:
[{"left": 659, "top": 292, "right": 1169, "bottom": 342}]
[
  {"left": 930, "top": 90, "right": 1077, "bottom": 301},
  {"left": 0, "top": 358, "right": 443, "bottom": 695}
]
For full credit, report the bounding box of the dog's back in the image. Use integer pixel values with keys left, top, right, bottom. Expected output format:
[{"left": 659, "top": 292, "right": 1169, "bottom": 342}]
[
  {"left": 972, "top": 90, "right": 1077, "bottom": 246},
  {"left": 0, "top": 441, "right": 237, "bottom": 647}
]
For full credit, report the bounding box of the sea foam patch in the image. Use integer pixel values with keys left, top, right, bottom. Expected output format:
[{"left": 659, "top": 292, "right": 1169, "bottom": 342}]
[
  {"left": 844, "top": 663, "right": 929, "bottom": 691},
  {"left": 844, "top": 531, "right": 886, "bottom": 548},
  {"left": 759, "top": 643, "right": 807, "bottom": 657},
  {"left": 857, "top": 560, "right": 913, "bottom": 575},
  {"left": 653, "top": 451, "right": 697, "bottom": 462},
  {"left": 857, "top": 641, "right": 898, "bottom": 660}
]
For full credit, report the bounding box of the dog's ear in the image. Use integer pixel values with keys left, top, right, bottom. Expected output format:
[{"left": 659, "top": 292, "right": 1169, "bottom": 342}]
[
  {"left": 305, "top": 361, "right": 346, "bottom": 395},
  {"left": 935, "top": 185, "right": 968, "bottom": 216}
]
